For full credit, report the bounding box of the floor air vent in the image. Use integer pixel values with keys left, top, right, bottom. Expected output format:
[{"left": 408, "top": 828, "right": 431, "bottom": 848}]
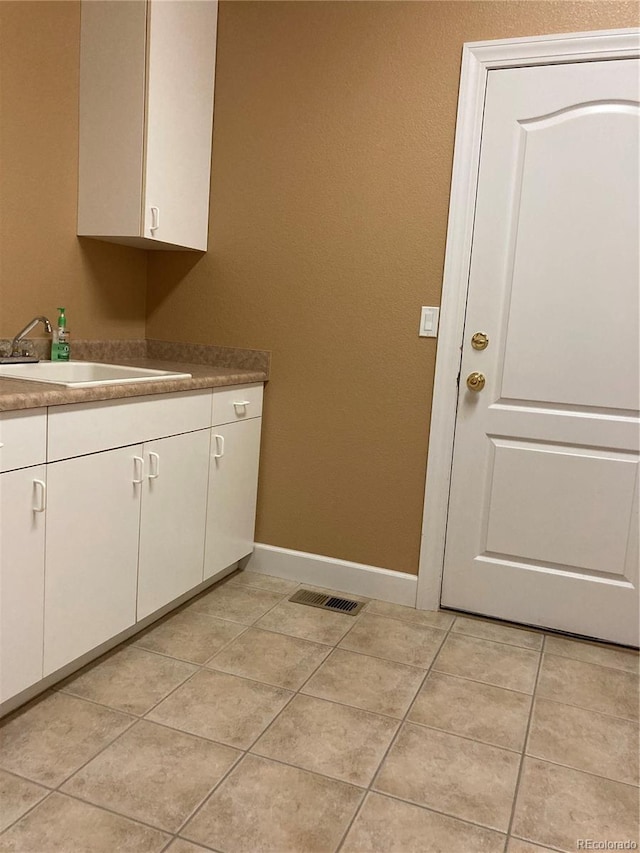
[{"left": 288, "top": 589, "right": 365, "bottom": 615}]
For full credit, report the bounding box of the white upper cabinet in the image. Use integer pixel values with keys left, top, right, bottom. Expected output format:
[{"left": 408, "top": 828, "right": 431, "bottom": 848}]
[{"left": 77, "top": 0, "right": 218, "bottom": 251}]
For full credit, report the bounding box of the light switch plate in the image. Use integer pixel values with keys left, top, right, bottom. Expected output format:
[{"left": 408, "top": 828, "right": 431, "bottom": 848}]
[{"left": 419, "top": 306, "right": 440, "bottom": 338}]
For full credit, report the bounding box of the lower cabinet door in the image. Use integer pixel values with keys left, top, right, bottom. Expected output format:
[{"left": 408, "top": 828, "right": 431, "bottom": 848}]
[
  {"left": 204, "top": 417, "right": 262, "bottom": 580},
  {"left": 137, "top": 429, "right": 210, "bottom": 620},
  {"left": 44, "top": 446, "right": 142, "bottom": 676},
  {"left": 0, "top": 465, "right": 46, "bottom": 702}
]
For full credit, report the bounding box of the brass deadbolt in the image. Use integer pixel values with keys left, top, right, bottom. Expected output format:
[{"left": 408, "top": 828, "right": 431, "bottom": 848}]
[
  {"left": 471, "top": 332, "right": 489, "bottom": 350},
  {"left": 466, "top": 372, "right": 486, "bottom": 392}
]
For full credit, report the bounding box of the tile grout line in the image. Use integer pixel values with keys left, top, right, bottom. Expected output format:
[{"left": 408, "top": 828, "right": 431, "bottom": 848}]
[
  {"left": 131, "top": 623, "right": 252, "bottom": 665},
  {"left": 540, "top": 651, "right": 639, "bottom": 675},
  {"left": 445, "top": 609, "right": 640, "bottom": 655},
  {"left": 428, "top": 666, "right": 536, "bottom": 696},
  {"left": 340, "top": 784, "right": 512, "bottom": 840},
  {"left": 512, "top": 755, "right": 640, "bottom": 789},
  {"left": 0, "top": 788, "right": 56, "bottom": 839},
  {"left": 540, "top": 648, "right": 640, "bottom": 677},
  {"left": 333, "top": 614, "right": 457, "bottom": 853},
  {"left": 527, "top": 691, "right": 640, "bottom": 726},
  {"left": 396, "top": 718, "right": 524, "bottom": 755},
  {"left": 182, "top": 581, "right": 294, "bottom": 627},
  {"left": 507, "top": 835, "right": 565, "bottom": 853},
  {"left": 503, "top": 633, "right": 546, "bottom": 849},
  {"left": 0, "top": 779, "right": 181, "bottom": 844},
  {"left": 45, "top": 787, "right": 187, "bottom": 840},
  {"left": 448, "top": 630, "right": 545, "bottom": 653},
  {"left": 164, "top": 746, "right": 246, "bottom": 847},
  {"left": 3, "top": 704, "right": 140, "bottom": 809},
  {"left": 541, "top": 631, "right": 639, "bottom": 655},
  {"left": 534, "top": 651, "right": 639, "bottom": 723}
]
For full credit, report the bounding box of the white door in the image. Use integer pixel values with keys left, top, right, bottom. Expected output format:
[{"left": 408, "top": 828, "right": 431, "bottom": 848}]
[
  {"left": 44, "top": 447, "right": 142, "bottom": 675},
  {"left": 204, "top": 418, "right": 262, "bottom": 580},
  {"left": 137, "top": 429, "right": 210, "bottom": 620},
  {"left": 0, "top": 466, "right": 46, "bottom": 702},
  {"left": 441, "top": 58, "right": 640, "bottom": 646}
]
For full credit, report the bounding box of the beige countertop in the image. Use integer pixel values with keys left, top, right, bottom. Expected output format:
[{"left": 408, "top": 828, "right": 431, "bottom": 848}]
[{"left": 0, "top": 358, "right": 268, "bottom": 413}]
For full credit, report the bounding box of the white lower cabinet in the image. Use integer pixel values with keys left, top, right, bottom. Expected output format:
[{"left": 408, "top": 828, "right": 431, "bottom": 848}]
[
  {"left": 43, "top": 446, "right": 142, "bottom": 676},
  {"left": 137, "top": 429, "right": 211, "bottom": 619},
  {"left": 204, "top": 417, "right": 262, "bottom": 580},
  {"left": 0, "top": 465, "right": 46, "bottom": 702},
  {"left": 1, "top": 383, "right": 264, "bottom": 707}
]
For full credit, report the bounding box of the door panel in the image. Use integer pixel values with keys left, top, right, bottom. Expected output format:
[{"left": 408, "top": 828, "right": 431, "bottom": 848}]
[
  {"left": 44, "top": 447, "right": 141, "bottom": 675},
  {"left": 441, "top": 59, "right": 640, "bottom": 646},
  {"left": 137, "top": 430, "right": 210, "bottom": 620},
  {"left": 500, "top": 102, "right": 639, "bottom": 410},
  {"left": 484, "top": 441, "right": 637, "bottom": 575},
  {"left": 0, "top": 466, "right": 46, "bottom": 701},
  {"left": 204, "top": 418, "right": 262, "bottom": 581},
  {"left": 144, "top": 0, "right": 217, "bottom": 249}
]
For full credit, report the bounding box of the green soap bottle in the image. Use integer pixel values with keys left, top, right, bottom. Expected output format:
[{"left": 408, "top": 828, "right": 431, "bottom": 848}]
[{"left": 51, "top": 307, "right": 70, "bottom": 361}]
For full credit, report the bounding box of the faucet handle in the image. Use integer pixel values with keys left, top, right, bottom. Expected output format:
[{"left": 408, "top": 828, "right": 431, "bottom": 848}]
[{"left": 18, "top": 339, "right": 35, "bottom": 357}]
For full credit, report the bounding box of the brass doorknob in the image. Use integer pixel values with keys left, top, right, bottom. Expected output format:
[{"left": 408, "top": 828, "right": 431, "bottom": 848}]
[{"left": 466, "top": 372, "right": 485, "bottom": 392}]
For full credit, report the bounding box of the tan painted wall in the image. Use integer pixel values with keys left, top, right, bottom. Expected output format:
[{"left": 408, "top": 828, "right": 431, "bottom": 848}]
[
  {"left": 147, "top": 1, "right": 638, "bottom": 575},
  {"left": 4, "top": 2, "right": 633, "bottom": 574},
  {"left": 0, "top": 1, "right": 146, "bottom": 342}
]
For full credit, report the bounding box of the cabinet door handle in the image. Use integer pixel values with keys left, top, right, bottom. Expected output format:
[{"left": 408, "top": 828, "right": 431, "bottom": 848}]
[
  {"left": 233, "top": 400, "right": 251, "bottom": 412},
  {"left": 132, "top": 455, "right": 144, "bottom": 484},
  {"left": 148, "top": 451, "right": 160, "bottom": 479},
  {"left": 33, "top": 479, "right": 46, "bottom": 513},
  {"left": 213, "top": 434, "right": 225, "bottom": 459},
  {"left": 150, "top": 206, "right": 160, "bottom": 233}
]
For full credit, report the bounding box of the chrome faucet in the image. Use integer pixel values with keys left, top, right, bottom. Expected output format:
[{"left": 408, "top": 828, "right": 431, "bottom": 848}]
[{"left": 11, "top": 316, "right": 52, "bottom": 357}]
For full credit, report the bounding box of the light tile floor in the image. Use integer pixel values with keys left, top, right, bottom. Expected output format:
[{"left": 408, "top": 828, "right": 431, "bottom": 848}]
[{"left": 0, "top": 570, "right": 638, "bottom": 853}]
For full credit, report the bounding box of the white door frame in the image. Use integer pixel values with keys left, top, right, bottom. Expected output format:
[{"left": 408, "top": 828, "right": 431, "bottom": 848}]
[{"left": 416, "top": 27, "right": 640, "bottom": 612}]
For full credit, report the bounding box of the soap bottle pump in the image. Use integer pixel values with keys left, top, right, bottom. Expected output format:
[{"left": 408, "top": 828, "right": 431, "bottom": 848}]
[{"left": 51, "top": 307, "right": 70, "bottom": 361}]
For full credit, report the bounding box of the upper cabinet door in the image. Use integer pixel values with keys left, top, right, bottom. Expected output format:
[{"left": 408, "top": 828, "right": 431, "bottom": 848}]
[
  {"left": 77, "top": 0, "right": 217, "bottom": 251},
  {"left": 143, "top": 0, "right": 218, "bottom": 250}
]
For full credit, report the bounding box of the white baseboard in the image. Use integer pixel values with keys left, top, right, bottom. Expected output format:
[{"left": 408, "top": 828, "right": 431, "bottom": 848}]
[{"left": 246, "top": 543, "right": 418, "bottom": 606}]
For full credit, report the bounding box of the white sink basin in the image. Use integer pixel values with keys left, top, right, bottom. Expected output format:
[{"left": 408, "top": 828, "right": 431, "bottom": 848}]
[{"left": 0, "top": 361, "right": 192, "bottom": 388}]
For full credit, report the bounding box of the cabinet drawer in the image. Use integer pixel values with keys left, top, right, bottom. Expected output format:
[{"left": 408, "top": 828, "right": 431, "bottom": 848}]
[
  {"left": 212, "top": 384, "right": 263, "bottom": 426},
  {"left": 0, "top": 409, "right": 47, "bottom": 472},
  {"left": 48, "top": 390, "right": 212, "bottom": 461}
]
